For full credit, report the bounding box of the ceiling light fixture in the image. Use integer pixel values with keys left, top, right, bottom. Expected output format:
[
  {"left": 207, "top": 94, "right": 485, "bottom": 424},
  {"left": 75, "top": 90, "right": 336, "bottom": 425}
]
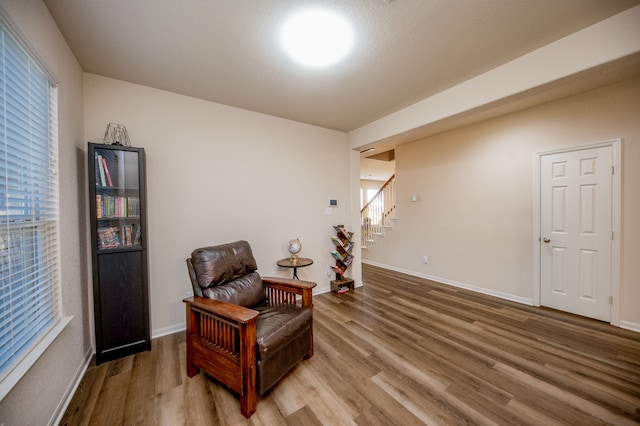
[{"left": 280, "top": 8, "right": 354, "bottom": 67}]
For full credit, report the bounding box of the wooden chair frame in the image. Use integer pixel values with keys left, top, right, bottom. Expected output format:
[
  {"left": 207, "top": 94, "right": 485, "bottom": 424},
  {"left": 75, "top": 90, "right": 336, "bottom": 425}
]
[{"left": 184, "top": 276, "right": 315, "bottom": 418}]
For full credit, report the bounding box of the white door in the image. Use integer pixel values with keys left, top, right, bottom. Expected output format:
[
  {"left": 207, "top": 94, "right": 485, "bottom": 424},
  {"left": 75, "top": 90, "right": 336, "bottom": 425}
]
[{"left": 540, "top": 146, "right": 612, "bottom": 322}]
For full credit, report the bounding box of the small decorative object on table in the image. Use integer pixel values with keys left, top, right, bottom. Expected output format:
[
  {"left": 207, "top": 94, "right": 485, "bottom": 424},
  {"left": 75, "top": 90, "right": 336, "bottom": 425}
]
[
  {"left": 287, "top": 238, "right": 302, "bottom": 261},
  {"left": 330, "top": 225, "right": 355, "bottom": 294}
]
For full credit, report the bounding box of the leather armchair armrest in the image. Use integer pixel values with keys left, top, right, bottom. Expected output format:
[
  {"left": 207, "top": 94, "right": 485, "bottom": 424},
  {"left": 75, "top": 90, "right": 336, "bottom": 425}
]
[
  {"left": 183, "top": 295, "right": 258, "bottom": 411},
  {"left": 262, "top": 276, "right": 316, "bottom": 290},
  {"left": 262, "top": 277, "right": 316, "bottom": 309},
  {"left": 183, "top": 296, "right": 259, "bottom": 324}
]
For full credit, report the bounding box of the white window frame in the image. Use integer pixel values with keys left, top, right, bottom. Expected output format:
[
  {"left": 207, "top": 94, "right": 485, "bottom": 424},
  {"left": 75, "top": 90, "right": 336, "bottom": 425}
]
[{"left": 0, "top": 13, "right": 71, "bottom": 402}]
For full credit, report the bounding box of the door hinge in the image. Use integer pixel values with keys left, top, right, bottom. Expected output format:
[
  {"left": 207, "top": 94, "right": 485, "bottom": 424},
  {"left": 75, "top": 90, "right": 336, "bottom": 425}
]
[
  {"left": 611, "top": 231, "right": 614, "bottom": 240},
  {"left": 609, "top": 295, "right": 613, "bottom": 305}
]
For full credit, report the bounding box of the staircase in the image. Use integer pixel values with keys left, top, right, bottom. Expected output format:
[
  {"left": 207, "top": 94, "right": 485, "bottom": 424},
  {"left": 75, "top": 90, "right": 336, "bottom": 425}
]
[{"left": 361, "top": 174, "right": 396, "bottom": 249}]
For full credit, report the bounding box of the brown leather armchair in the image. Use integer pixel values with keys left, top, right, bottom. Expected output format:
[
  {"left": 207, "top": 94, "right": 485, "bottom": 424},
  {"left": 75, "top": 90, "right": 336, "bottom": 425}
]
[{"left": 184, "top": 240, "right": 316, "bottom": 418}]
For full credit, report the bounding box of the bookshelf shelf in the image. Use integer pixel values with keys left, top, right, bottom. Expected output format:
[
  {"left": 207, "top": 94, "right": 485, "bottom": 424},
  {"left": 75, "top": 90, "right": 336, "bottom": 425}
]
[
  {"left": 88, "top": 142, "right": 150, "bottom": 364},
  {"left": 330, "top": 225, "right": 355, "bottom": 294}
]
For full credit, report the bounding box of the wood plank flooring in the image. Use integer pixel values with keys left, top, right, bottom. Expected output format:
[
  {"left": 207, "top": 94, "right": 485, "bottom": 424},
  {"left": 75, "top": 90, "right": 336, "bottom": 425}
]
[{"left": 61, "top": 264, "right": 640, "bottom": 425}]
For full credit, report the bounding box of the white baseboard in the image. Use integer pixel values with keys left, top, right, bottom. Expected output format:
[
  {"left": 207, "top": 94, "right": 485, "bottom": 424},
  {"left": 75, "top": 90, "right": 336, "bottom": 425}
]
[
  {"left": 314, "top": 286, "right": 331, "bottom": 296},
  {"left": 313, "top": 280, "right": 363, "bottom": 295},
  {"left": 50, "top": 346, "right": 94, "bottom": 426},
  {"left": 362, "top": 260, "right": 534, "bottom": 306},
  {"left": 620, "top": 320, "right": 640, "bottom": 333},
  {"left": 152, "top": 323, "right": 186, "bottom": 339}
]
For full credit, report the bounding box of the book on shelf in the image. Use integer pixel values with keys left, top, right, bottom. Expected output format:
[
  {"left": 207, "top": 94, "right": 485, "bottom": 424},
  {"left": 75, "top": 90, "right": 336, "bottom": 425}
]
[
  {"left": 129, "top": 197, "right": 140, "bottom": 216},
  {"left": 133, "top": 224, "right": 142, "bottom": 245},
  {"left": 97, "top": 154, "right": 106, "bottom": 186},
  {"left": 97, "top": 224, "right": 140, "bottom": 249},
  {"left": 331, "top": 235, "right": 355, "bottom": 254},
  {"left": 96, "top": 152, "right": 118, "bottom": 187},
  {"left": 333, "top": 225, "right": 351, "bottom": 241},
  {"left": 330, "top": 250, "right": 346, "bottom": 262},
  {"left": 96, "top": 195, "right": 102, "bottom": 218},
  {"left": 102, "top": 157, "right": 113, "bottom": 186},
  {"left": 330, "top": 235, "right": 353, "bottom": 250},
  {"left": 330, "top": 265, "right": 345, "bottom": 275},
  {"left": 121, "top": 224, "right": 134, "bottom": 246},
  {"left": 336, "top": 285, "right": 350, "bottom": 294},
  {"left": 336, "top": 243, "right": 353, "bottom": 257},
  {"left": 97, "top": 226, "right": 121, "bottom": 249},
  {"left": 330, "top": 256, "right": 352, "bottom": 273},
  {"left": 330, "top": 250, "right": 350, "bottom": 262},
  {"left": 96, "top": 194, "right": 140, "bottom": 218},
  {"left": 337, "top": 254, "right": 353, "bottom": 268},
  {"left": 95, "top": 157, "right": 101, "bottom": 186}
]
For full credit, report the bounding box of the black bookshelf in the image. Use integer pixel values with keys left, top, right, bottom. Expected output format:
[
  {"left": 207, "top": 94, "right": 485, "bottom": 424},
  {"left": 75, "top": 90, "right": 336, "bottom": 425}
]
[{"left": 88, "top": 142, "right": 150, "bottom": 364}]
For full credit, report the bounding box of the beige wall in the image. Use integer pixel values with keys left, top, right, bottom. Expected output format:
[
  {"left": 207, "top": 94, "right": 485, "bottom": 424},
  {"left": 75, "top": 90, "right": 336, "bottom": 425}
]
[
  {"left": 83, "top": 74, "right": 352, "bottom": 336},
  {"left": 0, "top": 0, "right": 89, "bottom": 425},
  {"left": 362, "top": 76, "right": 640, "bottom": 327}
]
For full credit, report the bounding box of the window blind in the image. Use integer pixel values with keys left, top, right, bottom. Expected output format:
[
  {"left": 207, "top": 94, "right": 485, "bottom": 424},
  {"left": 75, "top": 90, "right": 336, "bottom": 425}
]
[{"left": 0, "top": 21, "right": 61, "bottom": 382}]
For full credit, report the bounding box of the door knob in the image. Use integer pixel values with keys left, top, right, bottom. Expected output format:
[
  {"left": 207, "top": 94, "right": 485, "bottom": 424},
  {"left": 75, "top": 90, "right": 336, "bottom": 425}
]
[{"left": 543, "top": 237, "right": 551, "bottom": 243}]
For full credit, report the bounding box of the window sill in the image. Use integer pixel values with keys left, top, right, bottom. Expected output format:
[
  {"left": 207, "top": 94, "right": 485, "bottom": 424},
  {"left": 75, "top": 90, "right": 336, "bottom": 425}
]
[{"left": 0, "top": 315, "right": 73, "bottom": 402}]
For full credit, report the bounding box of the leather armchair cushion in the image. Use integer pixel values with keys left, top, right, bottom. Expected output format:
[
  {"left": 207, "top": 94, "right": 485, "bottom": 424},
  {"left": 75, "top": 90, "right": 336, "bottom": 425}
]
[
  {"left": 256, "top": 326, "right": 311, "bottom": 395},
  {"left": 202, "top": 271, "right": 265, "bottom": 307},
  {"left": 254, "top": 303, "right": 312, "bottom": 361},
  {"left": 190, "top": 240, "right": 258, "bottom": 289}
]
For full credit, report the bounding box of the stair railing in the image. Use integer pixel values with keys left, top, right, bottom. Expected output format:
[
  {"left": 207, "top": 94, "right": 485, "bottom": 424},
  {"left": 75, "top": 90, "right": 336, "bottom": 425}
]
[{"left": 361, "top": 174, "right": 395, "bottom": 248}]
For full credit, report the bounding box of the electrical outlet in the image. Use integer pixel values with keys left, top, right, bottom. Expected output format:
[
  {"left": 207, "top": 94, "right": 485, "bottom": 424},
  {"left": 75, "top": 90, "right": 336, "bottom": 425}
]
[
  {"left": 184, "top": 291, "right": 194, "bottom": 298},
  {"left": 422, "top": 256, "right": 430, "bottom": 264},
  {"left": 326, "top": 266, "right": 333, "bottom": 276}
]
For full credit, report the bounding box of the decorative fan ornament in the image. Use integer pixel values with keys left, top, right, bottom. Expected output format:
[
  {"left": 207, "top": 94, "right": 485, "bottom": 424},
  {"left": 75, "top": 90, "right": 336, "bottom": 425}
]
[{"left": 103, "top": 123, "right": 131, "bottom": 146}]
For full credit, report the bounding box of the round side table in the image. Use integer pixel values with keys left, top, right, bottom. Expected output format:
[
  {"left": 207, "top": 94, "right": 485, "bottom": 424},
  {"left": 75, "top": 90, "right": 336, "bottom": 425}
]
[{"left": 277, "top": 257, "right": 313, "bottom": 279}]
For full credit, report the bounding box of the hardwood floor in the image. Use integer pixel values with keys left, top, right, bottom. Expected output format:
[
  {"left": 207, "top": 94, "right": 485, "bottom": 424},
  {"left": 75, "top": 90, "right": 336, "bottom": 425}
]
[{"left": 61, "top": 264, "right": 640, "bottom": 425}]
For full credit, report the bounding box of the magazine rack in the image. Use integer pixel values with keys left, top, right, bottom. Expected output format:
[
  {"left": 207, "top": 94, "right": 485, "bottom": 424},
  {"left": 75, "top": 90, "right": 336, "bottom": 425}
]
[{"left": 330, "top": 225, "right": 355, "bottom": 294}]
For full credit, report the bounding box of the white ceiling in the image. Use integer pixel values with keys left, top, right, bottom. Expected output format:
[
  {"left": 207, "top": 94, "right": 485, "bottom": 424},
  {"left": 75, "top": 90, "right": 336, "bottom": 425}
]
[
  {"left": 361, "top": 157, "right": 396, "bottom": 182},
  {"left": 44, "top": 0, "right": 640, "bottom": 135}
]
